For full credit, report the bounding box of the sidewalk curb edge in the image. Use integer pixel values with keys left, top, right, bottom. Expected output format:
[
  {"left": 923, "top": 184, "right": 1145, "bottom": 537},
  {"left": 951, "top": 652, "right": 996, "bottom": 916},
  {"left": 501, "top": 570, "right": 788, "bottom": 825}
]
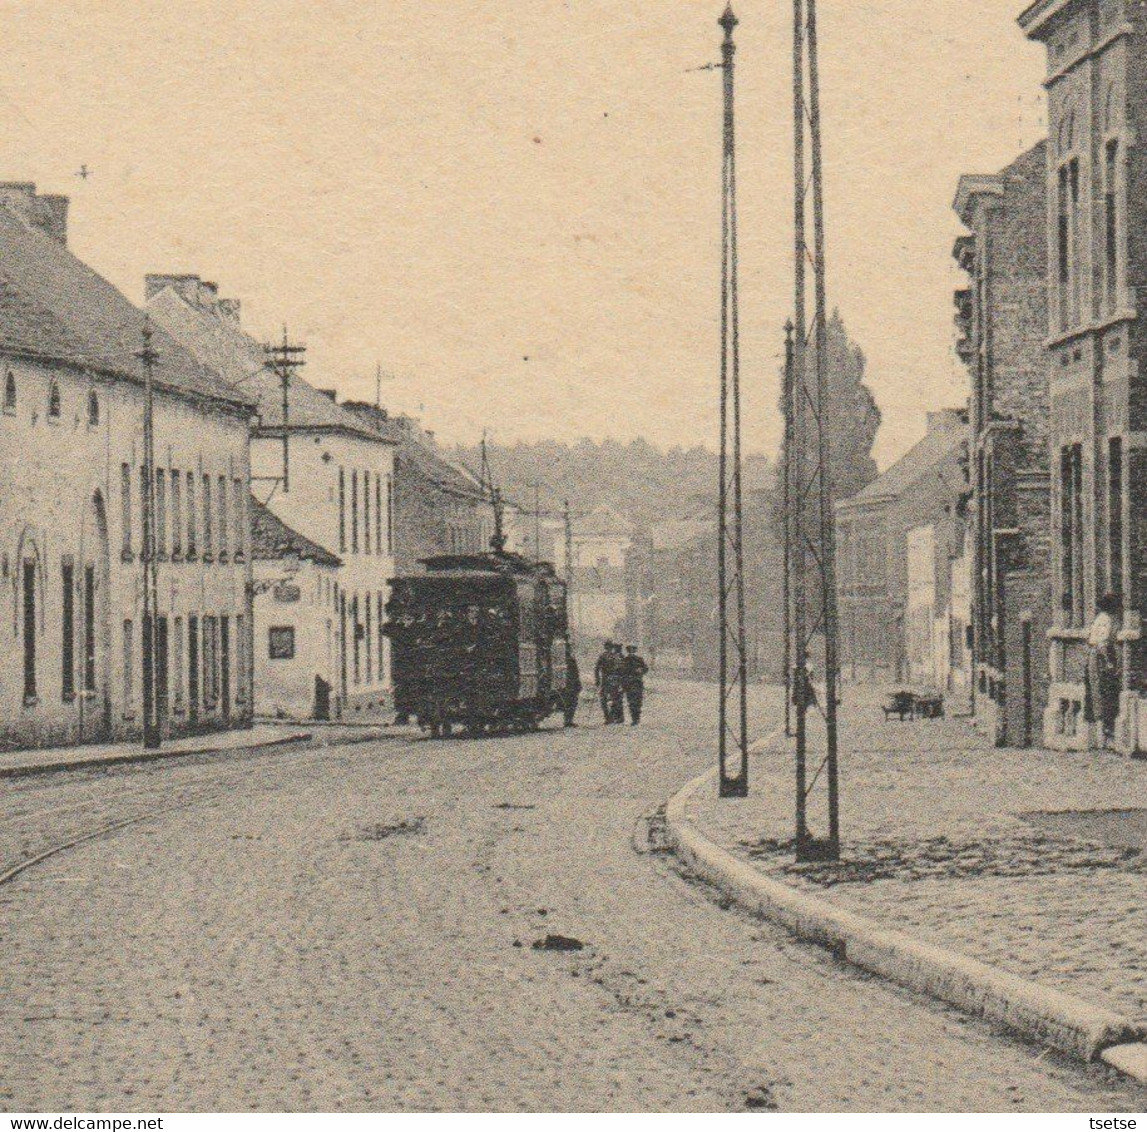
[{"left": 663, "top": 752, "right": 1145, "bottom": 1075}]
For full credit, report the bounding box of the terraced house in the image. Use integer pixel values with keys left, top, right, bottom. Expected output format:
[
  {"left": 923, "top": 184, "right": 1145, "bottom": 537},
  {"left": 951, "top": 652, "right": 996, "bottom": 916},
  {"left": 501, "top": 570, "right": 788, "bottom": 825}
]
[
  {"left": 146, "top": 274, "right": 398, "bottom": 718},
  {"left": 0, "top": 184, "right": 256, "bottom": 751}
]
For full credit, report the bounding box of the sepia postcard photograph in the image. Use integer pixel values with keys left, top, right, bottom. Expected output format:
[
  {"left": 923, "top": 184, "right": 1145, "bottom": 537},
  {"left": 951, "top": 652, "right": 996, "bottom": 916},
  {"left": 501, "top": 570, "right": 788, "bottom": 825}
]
[{"left": 0, "top": 0, "right": 1145, "bottom": 1121}]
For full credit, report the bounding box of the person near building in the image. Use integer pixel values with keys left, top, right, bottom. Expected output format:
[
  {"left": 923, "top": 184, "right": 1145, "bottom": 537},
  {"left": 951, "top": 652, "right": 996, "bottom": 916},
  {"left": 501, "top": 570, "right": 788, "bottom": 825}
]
[
  {"left": 1087, "top": 594, "right": 1122, "bottom": 747},
  {"left": 563, "top": 652, "right": 582, "bottom": 728},
  {"left": 621, "top": 644, "right": 649, "bottom": 725}
]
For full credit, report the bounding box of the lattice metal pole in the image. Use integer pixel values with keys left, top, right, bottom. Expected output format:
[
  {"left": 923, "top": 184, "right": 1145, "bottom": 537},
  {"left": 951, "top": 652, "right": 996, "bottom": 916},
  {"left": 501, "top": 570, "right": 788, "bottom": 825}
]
[
  {"left": 137, "top": 319, "right": 161, "bottom": 750},
  {"left": 717, "top": 3, "right": 749, "bottom": 799},
  {"left": 791, "top": 0, "right": 840, "bottom": 860}
]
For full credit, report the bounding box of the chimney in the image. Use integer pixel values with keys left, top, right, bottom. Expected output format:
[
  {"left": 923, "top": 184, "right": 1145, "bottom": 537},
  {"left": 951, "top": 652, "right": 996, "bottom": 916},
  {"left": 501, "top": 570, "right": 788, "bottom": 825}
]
[
  {"left": 145, "top": 273, "right": 239, "bottom": 319},
  {"left": 926, "top": 408, "right": 966, "bottom": 434},
  {"left": 319, "top": 389, "right": 338, "bottom": 402},
  {"left": 0, "top": 183, "right": 69, "bottom": 245},
  {"left": 217, "top": 297, "right": 242, "bottom": 328}
]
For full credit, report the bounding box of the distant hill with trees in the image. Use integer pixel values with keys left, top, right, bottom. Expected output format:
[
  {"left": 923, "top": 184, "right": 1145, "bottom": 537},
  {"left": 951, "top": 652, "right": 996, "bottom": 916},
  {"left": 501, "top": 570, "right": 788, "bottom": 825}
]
[{"left": 449, "top": 436, "right": 774, "bottom": 529}]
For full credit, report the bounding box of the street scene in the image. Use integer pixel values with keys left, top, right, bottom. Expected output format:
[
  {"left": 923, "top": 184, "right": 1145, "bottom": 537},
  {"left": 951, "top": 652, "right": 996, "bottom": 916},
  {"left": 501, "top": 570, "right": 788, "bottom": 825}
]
[{"left": 1, "top": 0, "right": 1147, "bottom": 1119}]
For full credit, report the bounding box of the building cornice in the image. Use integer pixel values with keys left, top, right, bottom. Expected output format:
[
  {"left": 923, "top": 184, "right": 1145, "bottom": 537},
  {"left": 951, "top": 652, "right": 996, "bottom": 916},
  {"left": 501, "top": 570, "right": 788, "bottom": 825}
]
[
  {"left": 952, "top": 175, "right": 1004, "bottom": 226},
  {"left": 1018, "top": 0, "right": 1078, "bottom": 40}
]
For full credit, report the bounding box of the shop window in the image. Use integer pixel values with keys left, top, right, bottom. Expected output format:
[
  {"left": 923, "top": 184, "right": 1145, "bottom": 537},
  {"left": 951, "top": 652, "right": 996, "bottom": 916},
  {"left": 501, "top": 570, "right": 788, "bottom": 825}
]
[
  {"left": 47, "top": 380, "right": 61, "bottom": 420},
  {"left": 3, "top": 370, "right": 15, "bottom": 414},
  {"left": 87, "top": 389, "right": 99, "bottom": 426}
]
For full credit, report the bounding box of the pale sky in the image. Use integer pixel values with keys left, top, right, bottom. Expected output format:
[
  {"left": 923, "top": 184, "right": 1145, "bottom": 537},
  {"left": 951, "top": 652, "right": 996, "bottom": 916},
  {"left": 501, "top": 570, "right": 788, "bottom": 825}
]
[{"left": 1, "top": 1, "right": 1046, "bottom": 467}]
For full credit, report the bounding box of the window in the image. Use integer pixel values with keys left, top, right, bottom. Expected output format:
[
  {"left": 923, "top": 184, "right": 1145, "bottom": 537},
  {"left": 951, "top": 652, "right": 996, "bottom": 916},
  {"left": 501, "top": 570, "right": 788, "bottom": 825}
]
[
  {"left": 338, "top": 467, "right": 346, "bottom": 553},
  {"left": 202, "top": 474, "right": 213, "bottom": 559},
  {"left": 87, "top": 389, "right": 99, "bottom": 426},
  {"left": 217, "top": 474, "right": 229, "bottom": 560},
  {"left": 269, "top": 625, "right": 296, "bottom": 660},
  {"left": 1056, "top": 157, "right": 1081, "bottom": 329},
  {"left": 121, "top": 463, "right": 133, "bottom": 559},
  {"left": 155, "top": 468, "right": 167, "bottom": 559},
  {"left": 386, "top": 474, "right": 395, "bottom": 554},
  {"left": 363, "top": 471, "right": 372, "bottom": 556},
  {"left": 3, "top": 370, "right": 15, "bottom": 413},
  {"left": 186, "top": 471, "right": 197, "bottom": 558},
  {"left": 83, "top": 565, "right": 96, "bottom": 693},
  {"left": 1105, "top": 139, "right": 1120, "bottom": 311},
  {"left": 171, "top": 471, "right": 183, "bottom": 558},
  {"left": 375, "top": 476, "right": 383, "bottom": 554},
  {"left": 351, "top": 471, "right": 359, "bottom": 554},
  {"left": 1109, "top": 436, "right": 1124, "bottom": 597},
  {"left": 47, "top": 380, "right": 61, "bottom": 420},
  {"left": 123, "top": 619, "right": 135, "bottom": 717},
  {"left": 232, "top": 478, "right": 245, "bottom": 560},
  {"left": 61, "top": 559, "right": 75, "bottom": 701},
  {"left": 1061, "top": 444, "right": 1085, "bottom": 626},
  {"left": 22, "top": 559, "right": 37, "bottom": 703}
]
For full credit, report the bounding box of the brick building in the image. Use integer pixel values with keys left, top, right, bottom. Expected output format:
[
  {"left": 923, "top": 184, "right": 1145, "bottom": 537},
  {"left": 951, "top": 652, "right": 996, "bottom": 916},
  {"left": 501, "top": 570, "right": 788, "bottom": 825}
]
[
  {"left": 147, "top": 275, "right": 397, "bottom": 718},
  {"left": 1019, "top": 0, "right": 1147, "bottom": 752},
  {"left": 953, "top": 141, "right": 1052, "bottom": 747},
  {"left": 835, "top": 410, "right": 969, "bottom": 685},
  {"left": 0, "top": 186, "right": 256, "bottom": 751}
]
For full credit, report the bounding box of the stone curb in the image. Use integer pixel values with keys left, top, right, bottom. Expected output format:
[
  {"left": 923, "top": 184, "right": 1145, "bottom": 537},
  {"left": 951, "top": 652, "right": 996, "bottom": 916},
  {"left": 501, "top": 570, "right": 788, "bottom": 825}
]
[
  {"left": 0, "top": 731, "right": 313, "bottom": 781},
  {"left": 664, "top": 758, "right": 1147, "bottom": 1078}
]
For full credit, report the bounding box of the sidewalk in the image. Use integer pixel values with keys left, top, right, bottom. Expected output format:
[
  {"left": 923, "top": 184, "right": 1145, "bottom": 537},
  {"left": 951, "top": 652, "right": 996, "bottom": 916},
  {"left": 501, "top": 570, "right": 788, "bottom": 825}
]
[
  {"left": 683, "top": 686, "right": 1147, "bottom": 1025},
  {"left": 0, "top": 720, "right": 400, "bottom": 779}
]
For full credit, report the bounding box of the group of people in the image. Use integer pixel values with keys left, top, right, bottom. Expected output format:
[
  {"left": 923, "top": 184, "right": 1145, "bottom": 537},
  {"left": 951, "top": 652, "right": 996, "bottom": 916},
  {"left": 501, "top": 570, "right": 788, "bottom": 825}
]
[{"left": 592, "top": 641, "right": 649, "bottom": 726}]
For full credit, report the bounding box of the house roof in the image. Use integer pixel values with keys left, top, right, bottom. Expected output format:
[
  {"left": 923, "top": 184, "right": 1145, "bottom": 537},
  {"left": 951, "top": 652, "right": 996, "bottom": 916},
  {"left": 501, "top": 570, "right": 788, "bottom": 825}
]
[
  {"left": 577, "top": 505, "right": 634, "bottom": 538},
  {"left": 250, "top": 498, "right": 341, "bottom": 567},
  {"left": 146, "top": 284, "right": 392, "bottom": 444},
  {"left": 0, "top": 206, "right": 254, "bottom": 412},
  {"left": 838, "top": 414, "right": 966, "bottom": 513}
]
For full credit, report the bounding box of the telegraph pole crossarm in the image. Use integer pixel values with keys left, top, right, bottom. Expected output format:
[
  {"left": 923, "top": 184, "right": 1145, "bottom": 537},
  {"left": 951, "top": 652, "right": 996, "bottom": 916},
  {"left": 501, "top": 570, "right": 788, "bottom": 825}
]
[{"left": 263, "top": 327, "right": 306, "bottom": 495}]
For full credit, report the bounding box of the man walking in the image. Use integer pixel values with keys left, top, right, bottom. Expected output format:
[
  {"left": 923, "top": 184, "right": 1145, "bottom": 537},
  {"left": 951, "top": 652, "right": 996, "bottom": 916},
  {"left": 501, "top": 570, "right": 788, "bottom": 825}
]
[
  {"left": 620, "top": 644, "right": 649, "bottom": 725},
  {"left": 594, "top": 640, "right": 623, "bottom": 724}
]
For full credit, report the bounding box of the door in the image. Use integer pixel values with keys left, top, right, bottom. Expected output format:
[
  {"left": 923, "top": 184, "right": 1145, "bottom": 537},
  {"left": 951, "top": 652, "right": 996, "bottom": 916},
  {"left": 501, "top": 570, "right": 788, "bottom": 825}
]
[
  {"left": 221, "top": 615, "right": 231, "bottom": 721},
  {"left": 188, "top": 616, "right": 199, "bottom": 726},
  {"left": 156, "top": 616, "right": 169, "bottom": 734}
]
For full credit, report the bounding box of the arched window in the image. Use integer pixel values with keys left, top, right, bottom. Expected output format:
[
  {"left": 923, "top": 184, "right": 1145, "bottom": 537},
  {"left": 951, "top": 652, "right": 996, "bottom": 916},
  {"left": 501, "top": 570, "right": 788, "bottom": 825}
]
[
  {"left": 3, "top": 370, "right": 14, "bottom": 413},
  {"left": 87, "top": 389, "right": 99, "bottom": 426},
  {"left": 47, "top": 380, "right": 61, "bottom": 419}
]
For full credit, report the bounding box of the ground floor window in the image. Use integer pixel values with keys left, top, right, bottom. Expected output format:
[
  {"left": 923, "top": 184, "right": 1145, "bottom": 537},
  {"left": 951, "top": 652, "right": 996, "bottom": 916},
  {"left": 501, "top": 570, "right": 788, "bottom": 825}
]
[
  {"left": 203, "top": 616, "right": 219, "bottom": 708},
  {"left": 122, "top": 619, "right": 135, "bottom": 717},
  {"left": 1060, "top": 443, "right": 1085, "bottom": 625},
  {"left": 61, "top": 559, "right": 75, "bottom": 701},
  {"left": 23, "top": 559, "right": 37, "bottom": 704}
]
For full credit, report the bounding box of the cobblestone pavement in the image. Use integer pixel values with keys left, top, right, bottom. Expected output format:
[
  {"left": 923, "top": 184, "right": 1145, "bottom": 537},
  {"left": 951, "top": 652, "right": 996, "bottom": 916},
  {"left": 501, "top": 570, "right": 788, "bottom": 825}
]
[
  {"left": 690, "top": 686, "right": 1147, "bottom": 1025},
  {"left": 0, "top": 683, "right": 1143, "bottom": 1111}
]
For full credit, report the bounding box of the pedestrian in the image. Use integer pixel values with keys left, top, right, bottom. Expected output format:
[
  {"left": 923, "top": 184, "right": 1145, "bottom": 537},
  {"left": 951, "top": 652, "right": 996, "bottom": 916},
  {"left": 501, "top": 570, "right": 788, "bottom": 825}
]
[
  {"left": 1087, "top": 593, "right": 1122, "bottom": 747},
  {"left": 563, "top": 651, "right": 582, "bottom": 728},
  {"left": 594, "top": 641, "right": 619, "bottom": 724},
  {"left": 620, "top": 644, "right": 649, "bottom": 725}
]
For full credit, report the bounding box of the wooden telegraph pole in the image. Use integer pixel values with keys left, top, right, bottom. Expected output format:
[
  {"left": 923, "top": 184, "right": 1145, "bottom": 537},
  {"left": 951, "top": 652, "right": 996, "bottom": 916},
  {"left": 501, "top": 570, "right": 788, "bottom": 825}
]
[{"left": 137, "top": 319, "right": 161, "bottom": 750}]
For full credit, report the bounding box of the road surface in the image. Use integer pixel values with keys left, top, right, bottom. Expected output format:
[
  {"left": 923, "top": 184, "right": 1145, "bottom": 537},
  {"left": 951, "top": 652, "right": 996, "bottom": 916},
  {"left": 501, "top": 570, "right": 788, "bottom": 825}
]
[{"left": 0, "top": 683, "right": 1142, "bottom": 1111}]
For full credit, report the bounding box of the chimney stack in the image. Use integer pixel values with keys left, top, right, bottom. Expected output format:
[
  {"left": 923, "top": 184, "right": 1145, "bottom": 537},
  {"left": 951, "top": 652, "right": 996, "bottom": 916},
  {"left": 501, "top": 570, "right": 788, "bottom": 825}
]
[{"left": 0, "top": 183, "right": 69, "bottom": 244}]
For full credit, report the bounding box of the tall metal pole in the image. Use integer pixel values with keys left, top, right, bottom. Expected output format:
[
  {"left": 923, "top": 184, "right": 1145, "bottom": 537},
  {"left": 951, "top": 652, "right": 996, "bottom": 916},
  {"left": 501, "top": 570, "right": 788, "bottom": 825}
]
[
  {"left": 138, "top": 319, "right": 161, "bottom": 751},
  {"left": 564, "top": 498, "right": 575, "bottom": 644},
  {"left": 806, "top": 0, "right": 840, "bottom": 852},
  {"left": 264, "top": 327, "right": 306, "bottom": 495},
  {"left": 783, "top": 321, "right": 794, "bottom": 739},
  {"left": 717, "top": 3, "right": 748, "bottom": 798},
  {"left": 792, "top": 0, "right": 809, "bottom": 847}
]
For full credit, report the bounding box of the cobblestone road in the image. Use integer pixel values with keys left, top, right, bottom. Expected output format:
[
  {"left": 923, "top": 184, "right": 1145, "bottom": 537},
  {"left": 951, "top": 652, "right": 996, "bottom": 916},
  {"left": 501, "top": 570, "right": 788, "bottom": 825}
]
[{"left": 0, "top": 684, "right": 1143, "bottom": 1111}]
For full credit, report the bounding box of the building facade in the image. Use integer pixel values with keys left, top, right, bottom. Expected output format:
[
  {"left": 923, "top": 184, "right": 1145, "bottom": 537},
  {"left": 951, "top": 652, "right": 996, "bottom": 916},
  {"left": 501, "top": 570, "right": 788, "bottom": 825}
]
[
  {"left": 251, "top": 500, "right": 341, "bottom": 721},
  {"left": 0, "top": 186, "right": 255, "bottom": 751},
  {"left": 836, "top": 410, "right": 969, "bottom": 685},
  {"left": 146, "top": 275, "right": 397, "bottom": 717},
  {"left": 953, "top": 141, "right": 1052, "bottom": 746},
  {"left": 1019, "top": 0, "right": 1147, "bottom": 751}
]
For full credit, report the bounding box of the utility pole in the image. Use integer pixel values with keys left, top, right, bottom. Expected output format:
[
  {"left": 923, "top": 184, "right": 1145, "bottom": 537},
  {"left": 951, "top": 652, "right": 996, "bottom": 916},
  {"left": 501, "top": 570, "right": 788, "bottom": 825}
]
[
  {"left": 791, "top": 0, "right": 840, "bottom": 860},
  {"left": 717, "top": 3, "right": 749, "bottom": 799},
  {"left": 264, "top": 327, "right": 306, "bottom": 494},
  {"left": 534, "top": 482, "right": 541, "bottom": 564},
  {"left": 137, "top": 319, "right": 161, "bottom": 751},
  {"left": 783, "top": 321, "right": 795, "bottom": 739},
  {"left": 564, "top": 498, "right": 575, "bottom": 643}
]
